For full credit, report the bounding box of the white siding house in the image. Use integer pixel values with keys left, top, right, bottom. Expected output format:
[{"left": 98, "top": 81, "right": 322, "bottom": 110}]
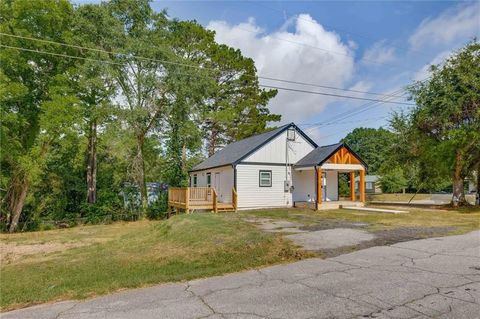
[{"left": 187, "top": 123, "right": 367, "bottom": 210}]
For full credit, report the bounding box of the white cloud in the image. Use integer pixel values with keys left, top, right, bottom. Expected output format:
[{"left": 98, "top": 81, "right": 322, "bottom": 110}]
[
  {"left": 409, "top": 2, "right": 480, "bottom": 49},
  {"left": 362, "top": 40, "right": 396, "bottom": 65},
  {"left": 412, "top": 50, "right": 453, "bottom": 81},
  {"left": 207, "top": 14, "right": 356, "bottom": 123}
]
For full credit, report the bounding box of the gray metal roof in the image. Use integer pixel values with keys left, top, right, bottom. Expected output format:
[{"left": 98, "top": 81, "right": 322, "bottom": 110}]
[
  {"left": 355, "top": 175, "right": 379, "bottom": 182},
  {"left": 294, "top": 143, "right": 343, "bottom": 167},
  {"left": 191, "top": 124, "right": 293, "bottom": 171}
]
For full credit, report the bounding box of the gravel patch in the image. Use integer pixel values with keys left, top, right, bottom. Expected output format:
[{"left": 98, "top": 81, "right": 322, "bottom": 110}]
[{"left": 286, "top": 228, "right": 376, "bottom": 250}]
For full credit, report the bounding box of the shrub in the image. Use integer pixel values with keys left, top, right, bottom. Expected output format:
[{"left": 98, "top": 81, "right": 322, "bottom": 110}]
[{"left": 146, "top": 192, "right": 168, "bottom": 220}]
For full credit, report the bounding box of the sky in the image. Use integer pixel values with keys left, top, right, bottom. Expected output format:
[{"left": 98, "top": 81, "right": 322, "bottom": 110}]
[{"left": 77, "top": 0, "right": 480, "bottom": 145}]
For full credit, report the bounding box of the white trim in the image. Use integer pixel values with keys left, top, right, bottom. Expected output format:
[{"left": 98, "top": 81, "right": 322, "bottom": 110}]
[{"left": 320, "top": 163, "right": 365, "bottom": 171}]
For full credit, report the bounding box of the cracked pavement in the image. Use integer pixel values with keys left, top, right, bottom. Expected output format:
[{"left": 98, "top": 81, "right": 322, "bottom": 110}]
[{"left": 3, "top": 231, "right": 479, "bottom": 319}]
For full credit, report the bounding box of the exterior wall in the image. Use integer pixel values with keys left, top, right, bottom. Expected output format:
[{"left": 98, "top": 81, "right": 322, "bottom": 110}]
[
  {"left": 292, "top": 169, "right": 316, "bottom": 202},
  {"left": 236, "top": 164, "right": 293, "bottom": 208},
  {"left": 243, "top": 129, "right": 315, "bottom": 164},
  {"left": 325, "top": 170, "right": 338, "bottom": 201},
  {"left": 189, "top": 166, "right": 234, "bottom": 203}
]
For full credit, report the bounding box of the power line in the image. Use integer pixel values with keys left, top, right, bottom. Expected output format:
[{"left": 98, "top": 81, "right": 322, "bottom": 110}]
[
  {"left": 0, "top": 33, "right": 407, "bottom": 99},
  {"left": 250, "top": 1, "right": 433, "bottom": 59},
  {"left": 1, "top": 42, "right": 413, "bottom": 105},
  {"left": 224, "top": 24, "right": 409, "bottom": 71},
  {"left": 260, "top": 76, "right": 404, "bottom": 97},
  {"left": 259, "top": 84, "right": 414, "bottom": 105},
  {"left": 303, "top": 86, "right": 412, "bottom": 132}
]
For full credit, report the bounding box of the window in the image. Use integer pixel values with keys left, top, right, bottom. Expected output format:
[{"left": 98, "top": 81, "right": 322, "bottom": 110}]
[
  {"left": 193, "top": 174, "right": 197, "bottom": 187},
  {"left": 366, "top": 182, "right": 373, "bottom": 190},
  {"left": 206, "top": 173, "right": 211, "bottom": 187},
  {"left": 287, "top": 128, "right": 296, "bottom": 141},
  {"left": 259, "top": 170, "right": 272, "bottom": 187}
]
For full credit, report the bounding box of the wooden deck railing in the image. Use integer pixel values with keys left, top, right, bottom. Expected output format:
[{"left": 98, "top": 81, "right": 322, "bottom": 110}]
[
  {"left": 168, "top": 187, "right": 237, "bottom": 213},
  {"left": 189, "top": 187, "right": 212, "bottom": 202}
]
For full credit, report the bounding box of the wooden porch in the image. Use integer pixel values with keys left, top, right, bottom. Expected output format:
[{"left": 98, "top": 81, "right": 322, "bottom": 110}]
[{"left": 168, "top": 187, "right": 237, "bottom": 213}]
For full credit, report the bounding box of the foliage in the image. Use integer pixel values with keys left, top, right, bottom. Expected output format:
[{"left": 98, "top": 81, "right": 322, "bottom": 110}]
[
  {"left": 342, "top": 127, "right": 395, "bottom": 174},
  {"left": 378, "top": 167, "right": 408, "bottom": 193},
  {"left": 0, "top": 214, "right": 298, "bottom": 310},
  {"left": 145, "top": 192, "right": 168, "bottom": 220},
  {"left": 0, "top": 0, "right": 279, "bottom": 232},
  {"left": 395, "top": 41, "right": 480, "bottom": 206}
]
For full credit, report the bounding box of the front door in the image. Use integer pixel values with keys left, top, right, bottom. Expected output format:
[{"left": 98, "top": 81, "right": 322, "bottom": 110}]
[{"left": 214, "top": 172, "right": 221, "bottom": 202}]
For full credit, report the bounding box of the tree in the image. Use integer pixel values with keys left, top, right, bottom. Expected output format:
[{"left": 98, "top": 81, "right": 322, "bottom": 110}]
[
  {"left": 0, "top": 0, "right": 79, "bottom": 232},
  {"left": 106, "top": 0, "right": 172, "bottom": 212},
  {"left": 379, "top": 167, "right": 408, "bottom": 193},
  {"left": 342, "top": 127, "right": 395, "bottom": 174},
  {"left": 71, "top": 3, "right": 119, "bottom": 204},
  {"left": 406, "top": 41, "right": 480, "bottom": 207}
]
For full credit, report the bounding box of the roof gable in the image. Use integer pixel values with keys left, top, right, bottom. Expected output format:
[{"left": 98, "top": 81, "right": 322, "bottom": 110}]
[
  {"left": 295, "top": 142, "right": 367, "bottom": 168},
  {"left": 190, "top": 123, "right": 317, "bottom": 172}
]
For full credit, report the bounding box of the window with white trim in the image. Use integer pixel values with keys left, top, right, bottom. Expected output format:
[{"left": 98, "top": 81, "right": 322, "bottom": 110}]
[
  {"left": 193, "top": 174, "right": 197, "bottom": 187},
  {"left": 259, "top": 170, "right": 272, "bottom": 187},
  {"left": 366, "top": 182, "right": 373, "bottom": 190}
]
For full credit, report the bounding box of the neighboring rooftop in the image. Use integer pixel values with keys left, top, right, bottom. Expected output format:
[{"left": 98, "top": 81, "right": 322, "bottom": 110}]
[{"left": 355, "top": 175, "right": 380, "bottom": 182}]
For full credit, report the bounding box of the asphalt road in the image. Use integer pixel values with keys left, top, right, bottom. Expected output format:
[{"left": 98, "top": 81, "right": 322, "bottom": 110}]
[{"left": 3, "top": 231, "right": 480, "bottom": 319}]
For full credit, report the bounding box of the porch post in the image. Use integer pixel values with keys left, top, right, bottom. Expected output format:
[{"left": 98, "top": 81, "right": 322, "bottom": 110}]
[
  {"left": 316, "top": 167, "right": 322, "bottom": 208},
  {"left": 350, "top": 171, "right": 355, "bottom": 201},
  {"left": 359, "top": 170, "right": 366, "bottom": 203}
]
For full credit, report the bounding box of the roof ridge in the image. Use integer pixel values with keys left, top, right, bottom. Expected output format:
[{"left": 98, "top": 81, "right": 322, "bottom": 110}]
[{"left": 317, "top": 142, "right": 342, "bottom": 148}]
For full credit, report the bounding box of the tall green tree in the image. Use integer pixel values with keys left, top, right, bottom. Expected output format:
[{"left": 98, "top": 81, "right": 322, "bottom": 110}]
[
  {"left": 342, "top": 127, "right": 395, "bottom": 174},
  {"left": 203, "top": 43, "right": 280, "bottom": 156},
  {"left": 402, "top": 41, "right": 480, "bottom": 206},
  {"left": 71, "top": 3, "right": 119, "bottom": 204},
  {"left": 0, "top": 0, "right": 79, "bottom": 232},
  {"left": 106, "top": 0, "right": 172, "bottom": 212}
]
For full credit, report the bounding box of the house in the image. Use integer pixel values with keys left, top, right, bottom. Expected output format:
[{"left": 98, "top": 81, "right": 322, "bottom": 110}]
[
  {"left": 168, "top": 123, "right": 368, "bottom": 212},
  {"left": 355, "top": 175, "right": 382, "bottom": 194}
]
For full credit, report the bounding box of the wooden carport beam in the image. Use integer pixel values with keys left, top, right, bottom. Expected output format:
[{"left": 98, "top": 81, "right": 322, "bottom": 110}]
[
  {"left": 316, "top": 167, "right": 322, "bottom": 207},
  {"left": 350, "top": 171, "right": 355, "bottom": 201},
  {"left": 359, "top": 170, "right": 366, "bottom": 203}
]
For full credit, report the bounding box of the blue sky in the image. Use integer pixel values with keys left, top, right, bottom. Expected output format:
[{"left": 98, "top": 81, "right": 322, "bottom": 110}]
[{"left": 77, "top": 1, "right": 480, "bottom": 145}]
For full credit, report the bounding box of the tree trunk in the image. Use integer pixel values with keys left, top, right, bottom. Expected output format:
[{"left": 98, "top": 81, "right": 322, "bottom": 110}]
[
  {"left": 451, "top": 152, "right": 466, "bottom": 207},
  {"left": 181, "top": 143, "right": 187, "bottom": 174},
  {"left": 208, "top": 126, "right": 218, "bottom": 157},
  {"left": 8, "top": 177, "right": 29, "bottom": 233},
  {"left": 86, "top": 119, "right": 97, "bottom": 204},
  {"left": 136, "top": 134, "right": 148, "bottom": 213}
]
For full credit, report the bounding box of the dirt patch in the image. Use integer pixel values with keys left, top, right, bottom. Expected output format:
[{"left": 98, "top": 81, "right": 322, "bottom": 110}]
[
  {"left": 317, "top": 226, "right": 456, "bottom": 258},
  {"left": 299, "top": 220, "right": 369, "bottom": 231},
  {"left": 286, "top": 228, "right": 375, "bottom": 250},
  {"left": 0, "top": 241, "right": 89, "bottom": 264}
]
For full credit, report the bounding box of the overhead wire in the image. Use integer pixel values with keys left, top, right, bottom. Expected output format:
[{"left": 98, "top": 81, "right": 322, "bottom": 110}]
[
  {"left": 0, "top": 43, "right": 413, "bottom": 105},
  {"left": 0, "top": 32, "right": 406, "bottom": 99}
]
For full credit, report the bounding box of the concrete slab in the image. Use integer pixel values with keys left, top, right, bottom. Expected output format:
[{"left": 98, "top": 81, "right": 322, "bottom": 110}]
[
  {"left": 3, "top": 231, "right": 479, "bottom": 319},
  {"left": 286, "top": 228, "right": 376, "bottom": 250},
  {"left": 343, "top": 206, "right": 408, "bottom": 214}
]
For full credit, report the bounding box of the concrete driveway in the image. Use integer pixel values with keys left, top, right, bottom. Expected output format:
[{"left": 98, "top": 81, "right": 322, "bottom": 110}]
[{"left": 3, "top": 231, "right": 480, "bottom": 319}]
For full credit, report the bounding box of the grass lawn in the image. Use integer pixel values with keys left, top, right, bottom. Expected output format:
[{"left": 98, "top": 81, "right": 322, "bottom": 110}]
[
  {"left": 0, "top": 214, "right": 302, "bottom": 311},
  {"left": 2, "top": 206, "right": 479, "bottom": 311},
  {"left": 240, "top": 206, "right": 480, "bottom": 234}
]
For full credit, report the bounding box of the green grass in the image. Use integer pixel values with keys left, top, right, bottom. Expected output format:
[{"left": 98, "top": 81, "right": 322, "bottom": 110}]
[
  {"left": 3, "top": 206, "right": 479, "bottom": 311},
  {"left": 241, "top": 206, "right": 480, "bottom": 233},
  {"left": 0, "top": 214, "right": 301, "bottom": 311}
]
